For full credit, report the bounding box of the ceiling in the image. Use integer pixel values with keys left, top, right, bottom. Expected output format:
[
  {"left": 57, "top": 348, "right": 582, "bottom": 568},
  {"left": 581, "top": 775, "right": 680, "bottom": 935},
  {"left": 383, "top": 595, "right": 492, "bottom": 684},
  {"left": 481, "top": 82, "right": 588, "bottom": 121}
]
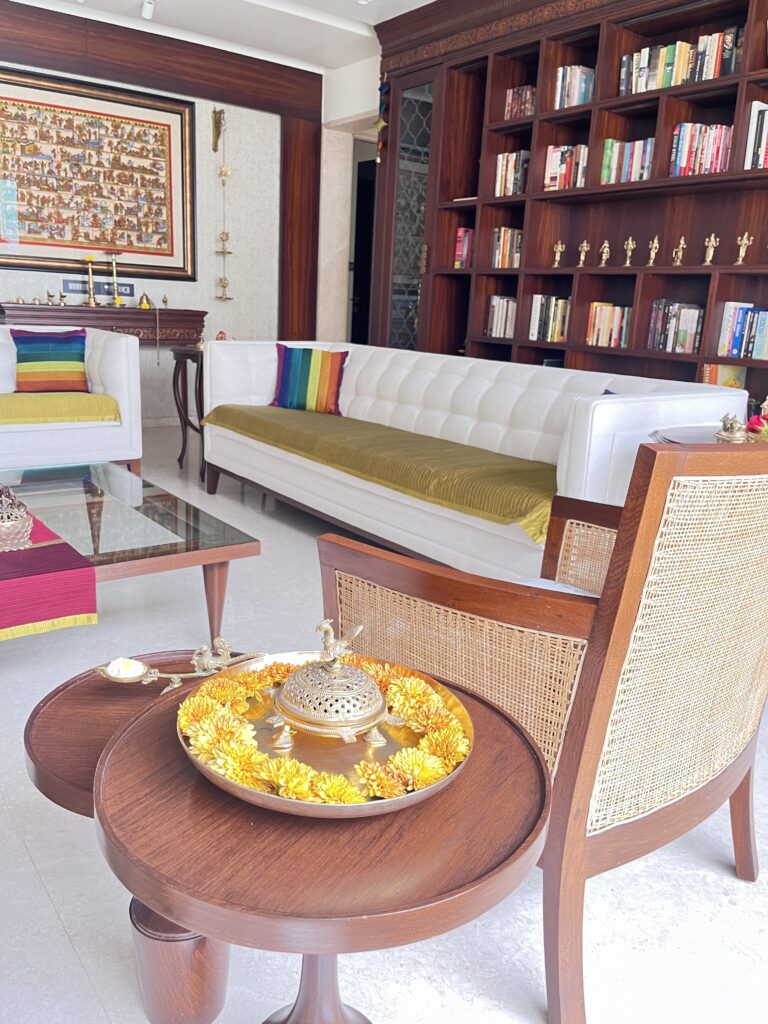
[{"left": 7, "top": 0, "right": 435, "bottom": 70}]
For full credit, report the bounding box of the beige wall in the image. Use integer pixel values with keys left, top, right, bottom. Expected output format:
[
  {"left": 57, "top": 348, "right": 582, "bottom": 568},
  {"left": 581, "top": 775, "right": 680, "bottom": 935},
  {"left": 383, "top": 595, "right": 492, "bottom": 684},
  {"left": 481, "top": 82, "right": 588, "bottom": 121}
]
[{"left": 316, "top": 129, "right": 354, "bottom": 342}]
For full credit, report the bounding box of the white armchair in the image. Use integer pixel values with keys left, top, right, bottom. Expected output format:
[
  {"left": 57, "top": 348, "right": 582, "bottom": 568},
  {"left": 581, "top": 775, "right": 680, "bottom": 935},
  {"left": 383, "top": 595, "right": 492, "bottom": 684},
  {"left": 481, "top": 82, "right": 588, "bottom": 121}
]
[{"left": 0, "top": 326, "right": 142, "bottom": 471}]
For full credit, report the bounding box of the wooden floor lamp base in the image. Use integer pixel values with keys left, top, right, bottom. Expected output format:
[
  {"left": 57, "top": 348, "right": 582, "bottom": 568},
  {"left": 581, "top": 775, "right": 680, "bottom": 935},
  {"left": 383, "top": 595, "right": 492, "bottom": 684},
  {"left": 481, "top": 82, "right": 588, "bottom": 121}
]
[
  {"left": 130, "top": 898, "right": 231, "bottom": 1024},
  {"left": 262, "top": 955, "right": 372, "bottom": 1024}
]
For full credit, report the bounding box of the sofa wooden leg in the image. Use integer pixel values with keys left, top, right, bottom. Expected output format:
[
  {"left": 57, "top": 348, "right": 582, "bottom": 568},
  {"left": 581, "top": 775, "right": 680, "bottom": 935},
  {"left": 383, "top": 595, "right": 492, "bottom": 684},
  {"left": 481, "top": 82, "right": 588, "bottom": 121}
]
[
  {"left": 206, "top": 465, "right": 221, "bottom": 495},
  {"left": 126, "top": 459, "right": 142, "bottom": 476}
]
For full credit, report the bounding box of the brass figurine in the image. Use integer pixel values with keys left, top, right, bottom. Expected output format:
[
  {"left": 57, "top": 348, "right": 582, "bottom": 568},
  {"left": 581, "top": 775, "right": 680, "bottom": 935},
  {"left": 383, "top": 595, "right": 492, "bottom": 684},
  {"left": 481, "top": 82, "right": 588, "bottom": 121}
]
[
  {"left": 623, "top": 235, "right": 636, "bottom": 267},
  {"left": 216, "top": 276, "right": 233, "bottom": 301},
  {"left": 599, "top": 239, "right": 610, "bottom": 267},
  {"left": 577, "top": 239, "right": 590, "bottom": 267},
  {"left": 162, "top": 294, "right": 169, "bottom": 308},
  {"left": 31, "top": 296, "right": 40, "bottom": 305},
  {"left": 672, "top": 235, "right": 687, "bottom": 267},
  {"left": 735, "top": 232, "right": 754, "bottom": 266},
  {"left": 703, "top": 233, "right": 720, "bottom": 266},
  {"left": 46, "top": 290, "right": 55, "bottom": 306},
  {"left": 552, "top": 240, "right": 566, "bottom": 268},
  {"left": 317, "top": 619, "right": 364, "bottom": 666},
  {"left": 58, "top": 291, "right": 67, "bottom": 306},
  {"left": 85, "top": 255, "right": 98, "bottom": 307},
  {"left": 211, "top": 107, "right": 225, "bottom": 153},
  {"left": 647, "top": 235, "right": 660, "bottom": 267},
  {"left": 14, "top": 297, "right": 24, "bottom": 304}
]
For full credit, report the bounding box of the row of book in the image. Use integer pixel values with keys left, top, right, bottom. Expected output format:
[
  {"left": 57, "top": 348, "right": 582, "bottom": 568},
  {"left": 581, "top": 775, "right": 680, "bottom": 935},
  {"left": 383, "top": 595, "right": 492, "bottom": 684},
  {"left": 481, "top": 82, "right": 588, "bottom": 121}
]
[
  {"left": 619, "top": 27, "right": 742, "bottom": 96},
  {"left": 504, "top": 84, "right": 536, "bottom": 120},
  {"left": 669, "top": 122, "right": 732, "bottom": 177},
  {"left": 600, "top": 137, "right": 654, "bottom": 184},
  {"left": 494, "top": 150, "right": 530, "bottom": 196},
  {"left": 744, "top": 101, "right": 768, "bottom": 169},
  {"left": 554, "top": 65, "right": 595, "bottom": 110},
  {"left": 586, "top": 302, "right": 632, "bottom": 348},
  {"left": 647, "top": 299, "right": 704, "bottom": 353},
  {"left": 529, "top": 294, "right": 571, "bottom": 344},
  {"left": 717, "top": 301, "right": 768, "bottom": 359},
  {"left": 486, "top": 295, "right": 517, "bottom": 338},
  {"left": 543, "top": 144, "right": 588, "bottom": 190},
  {"left": 453, "top": 227, "right": 474, "bottom": 270},
  {"left": 491, "top": 226, "right": 523, "bottom": 269}
]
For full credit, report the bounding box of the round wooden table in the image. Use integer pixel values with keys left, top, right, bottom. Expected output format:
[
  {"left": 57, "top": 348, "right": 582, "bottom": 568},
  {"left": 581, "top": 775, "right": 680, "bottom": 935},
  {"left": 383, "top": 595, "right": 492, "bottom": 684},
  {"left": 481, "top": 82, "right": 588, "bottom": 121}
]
[
  {"left": 24, "top": 652, "right": 231, "bottom": 1024},
  {"left": 94, "top": 682, "right": 550, "bottom": 1024}
]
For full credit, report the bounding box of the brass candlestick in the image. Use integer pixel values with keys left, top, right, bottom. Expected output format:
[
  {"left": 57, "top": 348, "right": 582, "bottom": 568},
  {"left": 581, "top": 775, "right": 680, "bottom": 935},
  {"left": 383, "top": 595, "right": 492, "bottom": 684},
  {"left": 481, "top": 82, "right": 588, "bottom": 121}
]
[
  {"left": 623, "top": 236, "right": 636, "bottom": 267},
  {"left": 552, "top": 240, "right": 565, "bottom": 268},
  {"left": 85, "top": 256, "right": 98, "bottom": 307},
  {"left": 577, "top": 240, "right": 590, "bottom": 267},
  {"left": 107, "top": 251, "right": 124, "bottom": 306},
  {"left": 599, "top": 240, "right": 610, "bottom": 267},
  {"left": 702, "top": 233, "right": 719, "bottom": 266},
  {"left": 735, "top": 232, "right": 753, "bottom": 266},
  {"left": 672, "top": 235, "right": 687, "bottom": 267},
  {"left": 647, "top": 235, "right": 659, "bottom": 267}
]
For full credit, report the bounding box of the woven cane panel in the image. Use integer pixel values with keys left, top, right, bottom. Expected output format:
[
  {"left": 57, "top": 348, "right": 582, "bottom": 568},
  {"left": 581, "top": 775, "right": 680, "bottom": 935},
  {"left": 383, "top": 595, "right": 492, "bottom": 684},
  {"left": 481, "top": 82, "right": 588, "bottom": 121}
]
[
  {"left": 588, "top": 475, "right": 768, "bottom": 835},
  {"left": 335, "top": 571, "right": 587, "bottom": 771},
  {"left": 556, "top": 520, "right": 617, "bottom": 596}
]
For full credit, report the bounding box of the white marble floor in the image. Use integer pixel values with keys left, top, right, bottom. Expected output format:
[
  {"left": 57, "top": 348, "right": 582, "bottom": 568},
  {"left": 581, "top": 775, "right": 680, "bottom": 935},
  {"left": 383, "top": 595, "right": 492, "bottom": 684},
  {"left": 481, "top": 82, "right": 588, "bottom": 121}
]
[{"left": 1, "top": 427, "right": 765, "bottom": 1024}]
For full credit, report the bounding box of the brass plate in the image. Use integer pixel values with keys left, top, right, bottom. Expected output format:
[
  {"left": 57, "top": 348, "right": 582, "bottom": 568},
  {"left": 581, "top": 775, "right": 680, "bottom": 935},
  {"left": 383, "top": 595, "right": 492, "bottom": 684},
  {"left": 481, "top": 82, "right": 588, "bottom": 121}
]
[{"left": 178, "top": 651, "right": 474, "bottom": 819}]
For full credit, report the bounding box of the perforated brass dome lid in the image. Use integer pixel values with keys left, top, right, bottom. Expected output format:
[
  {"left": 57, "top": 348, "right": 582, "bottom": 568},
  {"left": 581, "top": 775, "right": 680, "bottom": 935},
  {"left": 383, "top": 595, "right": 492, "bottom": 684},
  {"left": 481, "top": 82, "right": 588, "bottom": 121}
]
[{"left": 272, "top": 621, "right": 387, "bottom": 744}]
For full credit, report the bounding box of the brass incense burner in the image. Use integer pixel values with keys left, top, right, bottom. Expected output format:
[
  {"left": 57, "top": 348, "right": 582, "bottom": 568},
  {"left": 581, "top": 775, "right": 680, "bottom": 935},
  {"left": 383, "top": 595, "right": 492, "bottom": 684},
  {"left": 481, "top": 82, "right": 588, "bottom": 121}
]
[{"left": 271, "top": 620, "right": 389, "bottom": 746}]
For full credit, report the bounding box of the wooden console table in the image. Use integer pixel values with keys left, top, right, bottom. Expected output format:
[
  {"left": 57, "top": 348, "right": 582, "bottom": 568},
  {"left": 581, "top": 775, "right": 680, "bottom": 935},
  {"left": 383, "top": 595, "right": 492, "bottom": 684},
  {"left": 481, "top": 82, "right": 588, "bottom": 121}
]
[{"left": 2, "top": 304, "right": 206, "bottom": 347}]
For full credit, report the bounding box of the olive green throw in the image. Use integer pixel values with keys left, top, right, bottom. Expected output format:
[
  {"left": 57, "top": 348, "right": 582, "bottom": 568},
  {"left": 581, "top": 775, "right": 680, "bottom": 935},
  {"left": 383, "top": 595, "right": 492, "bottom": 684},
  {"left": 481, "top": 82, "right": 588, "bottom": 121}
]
[{"left": 203, "top": 405, "right": 557, "bottom": 543}]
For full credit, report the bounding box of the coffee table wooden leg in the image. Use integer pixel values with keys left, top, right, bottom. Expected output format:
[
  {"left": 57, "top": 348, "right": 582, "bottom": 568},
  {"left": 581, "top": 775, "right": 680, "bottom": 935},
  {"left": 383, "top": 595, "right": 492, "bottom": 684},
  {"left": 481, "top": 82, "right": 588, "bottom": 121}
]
[
  {"left": 202, "top": 561, "right": 229, "bottom": 641},
  {"left": 262, "top": 954, "right": 372, "bottom": 1024},
  {"left": 130, "top": 898, "right": 230, "bottom": 1024}
]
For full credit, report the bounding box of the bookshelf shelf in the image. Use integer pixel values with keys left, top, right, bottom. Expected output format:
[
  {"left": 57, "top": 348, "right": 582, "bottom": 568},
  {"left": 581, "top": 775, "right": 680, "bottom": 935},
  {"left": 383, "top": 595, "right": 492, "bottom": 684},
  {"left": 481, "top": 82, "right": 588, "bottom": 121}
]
[{"left": 373, "top": 0, "right": 768, "bottom": 399}]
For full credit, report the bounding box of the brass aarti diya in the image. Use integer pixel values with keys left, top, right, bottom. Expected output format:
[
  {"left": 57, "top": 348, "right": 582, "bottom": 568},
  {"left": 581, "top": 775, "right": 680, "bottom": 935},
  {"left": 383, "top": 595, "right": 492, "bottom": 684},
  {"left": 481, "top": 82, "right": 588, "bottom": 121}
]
[{"left": 270, "top": 621, "right": 389, "bottom": 747}]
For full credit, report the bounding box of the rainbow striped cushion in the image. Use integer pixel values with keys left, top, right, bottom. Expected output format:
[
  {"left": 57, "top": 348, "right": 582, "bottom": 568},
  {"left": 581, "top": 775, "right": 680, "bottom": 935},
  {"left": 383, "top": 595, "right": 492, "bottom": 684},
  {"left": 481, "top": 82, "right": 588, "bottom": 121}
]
[
  {"left": 11, "top": 329, "right": 89, "bottom": 393},
  {"left": 271, "top": 345, "right": 347, "bottom": 415}
]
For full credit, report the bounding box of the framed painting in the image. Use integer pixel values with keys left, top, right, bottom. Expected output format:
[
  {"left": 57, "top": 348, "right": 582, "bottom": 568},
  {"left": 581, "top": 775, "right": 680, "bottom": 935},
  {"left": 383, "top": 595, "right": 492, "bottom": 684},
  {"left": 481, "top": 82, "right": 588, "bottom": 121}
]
[{"left": 0, "top": 69, "right": 196, "bottom": 280}]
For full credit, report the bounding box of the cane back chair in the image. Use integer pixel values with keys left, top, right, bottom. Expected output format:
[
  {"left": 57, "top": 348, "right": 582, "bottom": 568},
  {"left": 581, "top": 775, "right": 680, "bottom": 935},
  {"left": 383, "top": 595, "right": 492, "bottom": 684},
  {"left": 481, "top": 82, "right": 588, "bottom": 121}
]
[{"left": 317, "top": 443, "right": 767, "bottom": 1024}]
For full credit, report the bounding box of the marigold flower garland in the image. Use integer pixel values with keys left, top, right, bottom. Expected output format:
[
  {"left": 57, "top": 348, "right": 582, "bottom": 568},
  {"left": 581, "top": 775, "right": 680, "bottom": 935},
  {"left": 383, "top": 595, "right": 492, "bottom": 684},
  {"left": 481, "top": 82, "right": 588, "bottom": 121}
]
[{"left": 178, "top": 657, "right": 470, "bottom": 805}]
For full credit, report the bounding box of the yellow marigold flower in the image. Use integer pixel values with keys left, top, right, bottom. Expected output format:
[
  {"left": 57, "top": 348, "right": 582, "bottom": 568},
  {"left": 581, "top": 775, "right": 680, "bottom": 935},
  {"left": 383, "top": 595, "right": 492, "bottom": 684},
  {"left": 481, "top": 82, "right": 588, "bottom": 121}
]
[
  {"left": 418, "top": 723, "right": 470, "bottom": 770},
  {"left": 355, "top": 760, "right": 407, "bottom": 799},
  {"left": 187, "top": 708, "right": 255, "bottom": 763},
  {"left": 230, "top": 662, "right": 296, "bottom": 695},
  {"left": 177, "top": 692, "right": 222, "bottom": 736},
  {"left": 359, "top": 658, "right": 414, "bottom": 696},
  {"left": 196, "top": 677, "right": 250, "bottom": 714},
  {"left": 265, "top": 757, "right": 317, "bottom": 800},
  {"left": 311, "top": 772, "right": 366, "bottom": 805},
  {"left": 405, "top": 702, "right": 458, "bottom": 735},
  {"left": 388, "top": 747, "right": 448, "bottom": 791},
  {"left": 386, "top": 676, "right": 441, "bottom": 720},
  {"left": 208, "top": 737, "right": 271, "bottom": 788}
]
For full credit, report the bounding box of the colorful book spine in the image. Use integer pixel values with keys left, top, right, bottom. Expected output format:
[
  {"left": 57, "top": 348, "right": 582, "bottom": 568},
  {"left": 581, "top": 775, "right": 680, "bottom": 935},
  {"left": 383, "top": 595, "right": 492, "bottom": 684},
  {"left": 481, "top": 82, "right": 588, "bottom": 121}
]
[
  {"left": 543, "top": 144, "right": 589, "bottom": 190},
  {"left": 586, "top": 302, "right": 632, "bottom": 348},
  {"left": 494, "top": 150, "right": 531, "bottom": 196},
  {"left": 646, "top": 299, "right": 705, "bottom": 353},
  {"left": 717, "top": 302, "right": 768, "bottom": 357},
  {"left": 486, "top": 295, "right": 517, "bottom": 339},
  {"left": 528, "top": 294, "right": 571, "bottom": 343},
  {"left": 619, "top": 27, "right": 741, "bottom": 96},
  {"left": 668, "top": 123, "right": 732, "bottom": 176},
  {"left": 453, "top": 227, "right": 474, "bottom": 269},
  {"left": 554, "top": 65, "right": 595, "bottom": 109},
  {"left": 600, "top": 137, "right": 655, "bottom": 183},
  {"left": 490, "top": 227, "right": 523, "bottom": 268},
  {"left": 504, "top": 85, "right": 536, "bottom": 120}
]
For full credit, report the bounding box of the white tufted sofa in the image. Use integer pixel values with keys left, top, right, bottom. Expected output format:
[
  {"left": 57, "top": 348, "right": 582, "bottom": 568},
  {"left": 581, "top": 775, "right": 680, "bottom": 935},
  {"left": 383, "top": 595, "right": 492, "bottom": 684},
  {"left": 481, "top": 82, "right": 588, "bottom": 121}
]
[
  {"left": 0, "top": 326, "right": 142, "bottom": 471},
  {"left": 203, "top": 340, "right": 745, "bottom": 580}
]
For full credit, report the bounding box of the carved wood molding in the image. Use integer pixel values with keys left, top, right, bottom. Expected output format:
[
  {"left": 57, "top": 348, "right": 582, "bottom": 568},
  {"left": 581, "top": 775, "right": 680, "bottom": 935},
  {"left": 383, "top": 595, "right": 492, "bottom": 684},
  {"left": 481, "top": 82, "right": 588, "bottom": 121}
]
[{"left": 380, "top": 0, "right": 617, "bottom": 72}]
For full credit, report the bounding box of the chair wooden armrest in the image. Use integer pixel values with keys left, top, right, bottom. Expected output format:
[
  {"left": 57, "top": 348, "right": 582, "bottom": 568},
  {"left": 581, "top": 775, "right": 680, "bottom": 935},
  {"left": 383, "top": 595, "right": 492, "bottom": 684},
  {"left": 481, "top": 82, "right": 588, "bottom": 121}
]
[
  {"left": 317, "top": 533, "right": 597, "bottom": 773},
  {"left": 541, "top": 496, "right": 622, "bottom": 595}
]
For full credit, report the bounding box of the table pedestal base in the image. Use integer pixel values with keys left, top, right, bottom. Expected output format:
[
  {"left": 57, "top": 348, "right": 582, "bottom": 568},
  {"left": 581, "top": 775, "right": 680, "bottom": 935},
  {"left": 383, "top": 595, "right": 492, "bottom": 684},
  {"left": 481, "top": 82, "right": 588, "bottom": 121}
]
[
  {"left": 262, "top": 955, "right": 372, "bottom": 1024},
  {"left": 130, "top": 898, "right": 230, "bottom": 1024}
]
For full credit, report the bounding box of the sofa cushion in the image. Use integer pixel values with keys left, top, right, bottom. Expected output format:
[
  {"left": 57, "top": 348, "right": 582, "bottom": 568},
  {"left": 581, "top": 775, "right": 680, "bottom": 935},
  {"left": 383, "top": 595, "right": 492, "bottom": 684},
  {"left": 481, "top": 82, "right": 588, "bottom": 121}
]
[
  {"left": 0, "top": 393, "right": 121, "bottom": 425},
  {"left": 271, "top": 344, "right": 347, "bottom": 414},
  {"left": 11, "top": 329, "right": 89, "bottom": 393},
  {"left": 204, "top": 405, "right": 557, "bottom": 542}
]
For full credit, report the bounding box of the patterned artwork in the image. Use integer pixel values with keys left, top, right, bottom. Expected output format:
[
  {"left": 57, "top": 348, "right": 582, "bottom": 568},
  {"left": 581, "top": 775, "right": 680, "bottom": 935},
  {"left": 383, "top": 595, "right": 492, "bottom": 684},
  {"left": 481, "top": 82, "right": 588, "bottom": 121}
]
[{"left": 0, "top": 70, "right": 195, "bottom": 279}]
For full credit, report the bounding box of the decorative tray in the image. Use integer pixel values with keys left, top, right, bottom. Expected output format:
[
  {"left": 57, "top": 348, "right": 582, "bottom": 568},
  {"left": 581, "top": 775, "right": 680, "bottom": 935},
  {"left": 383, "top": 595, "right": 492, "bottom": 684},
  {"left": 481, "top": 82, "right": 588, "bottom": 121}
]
[{"left": 176, "top": 638, "right": 474, "bottom": 819}]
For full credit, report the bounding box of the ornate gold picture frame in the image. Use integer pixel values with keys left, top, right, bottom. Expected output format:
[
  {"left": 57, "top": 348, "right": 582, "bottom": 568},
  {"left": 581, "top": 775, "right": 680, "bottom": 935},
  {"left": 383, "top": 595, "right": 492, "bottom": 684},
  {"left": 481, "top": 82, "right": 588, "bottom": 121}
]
[{"left": 0, "top": 69, "right": 196, "bottom": 280}]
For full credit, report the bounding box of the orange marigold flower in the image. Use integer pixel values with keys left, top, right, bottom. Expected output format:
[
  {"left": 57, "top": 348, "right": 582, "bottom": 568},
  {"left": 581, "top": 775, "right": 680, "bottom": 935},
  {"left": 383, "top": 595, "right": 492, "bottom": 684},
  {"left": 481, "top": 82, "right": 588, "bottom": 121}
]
[
  {"left": 230, "top": 662, "right": 297, "bottom": 694},
  {"left": 177, "top": 692, "right": 222, "bottom": 736},
  {"left": 388, "top": 747, "right": 448, "bottom": 791},
  {"left": 186, "top": 708, "right": 255, "bottom": 763},
  {"left": 208, "top": 737, "right": 271, "bottom": 789},
  {"left": 196, "top": 677, "right": 250, "bottom": 714},
  {"left": 418, "top": 722, "right": 470, "bottom": 770},
  {"left": 386, "top": 676, "right": 441, "bottom": 720},
  {"left": 355, "top": 760, "right": 407, "bottom": 799},
  {"left": 265, "top": 757, "right": 316, "bottom": 800},
  {"left": 311, "top": 772, "right": 366, "bottom": 804}
]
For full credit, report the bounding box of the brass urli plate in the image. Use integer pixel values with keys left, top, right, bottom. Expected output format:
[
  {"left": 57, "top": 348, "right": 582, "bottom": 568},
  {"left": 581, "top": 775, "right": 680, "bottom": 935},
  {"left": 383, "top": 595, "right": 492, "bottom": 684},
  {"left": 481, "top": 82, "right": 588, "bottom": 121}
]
[{"left": 178, "top": 651, "right": 474, "bottom": 819}]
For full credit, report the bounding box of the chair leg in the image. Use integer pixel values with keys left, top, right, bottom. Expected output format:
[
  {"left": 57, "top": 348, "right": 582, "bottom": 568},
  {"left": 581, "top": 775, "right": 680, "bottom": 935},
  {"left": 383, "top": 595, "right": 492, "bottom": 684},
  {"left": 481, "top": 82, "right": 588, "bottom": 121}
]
[
  {"left": 206, "top": 464, "right": 221, "bottom": 495},
  {"left": 730, "top": 766, "right": 759, "bottom": 882},
  {"left": 543, "top": 863, "right": 587, "bottom": 1024}
]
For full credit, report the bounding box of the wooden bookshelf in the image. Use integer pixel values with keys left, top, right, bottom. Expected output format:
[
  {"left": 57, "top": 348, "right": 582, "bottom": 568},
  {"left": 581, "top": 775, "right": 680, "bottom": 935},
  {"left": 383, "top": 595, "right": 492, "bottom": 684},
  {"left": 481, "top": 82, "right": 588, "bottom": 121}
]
[{"left": 372, "top": 0, "right": 768, "bottom": 400}]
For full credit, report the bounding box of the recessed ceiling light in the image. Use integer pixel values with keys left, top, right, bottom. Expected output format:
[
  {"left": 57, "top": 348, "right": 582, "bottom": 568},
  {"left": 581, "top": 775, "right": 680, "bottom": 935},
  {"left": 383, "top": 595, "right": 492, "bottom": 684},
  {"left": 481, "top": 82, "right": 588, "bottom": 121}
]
[{"left": 357, "top": 1, "right": 372, "bottom": 6}]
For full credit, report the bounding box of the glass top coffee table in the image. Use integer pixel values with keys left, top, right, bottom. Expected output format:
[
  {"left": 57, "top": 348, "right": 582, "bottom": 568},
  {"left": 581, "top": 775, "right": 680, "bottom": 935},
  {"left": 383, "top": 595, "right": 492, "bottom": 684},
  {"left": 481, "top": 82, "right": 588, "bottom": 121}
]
[{"left": 3, "top": 464, "right": 260, "bottom": 639}]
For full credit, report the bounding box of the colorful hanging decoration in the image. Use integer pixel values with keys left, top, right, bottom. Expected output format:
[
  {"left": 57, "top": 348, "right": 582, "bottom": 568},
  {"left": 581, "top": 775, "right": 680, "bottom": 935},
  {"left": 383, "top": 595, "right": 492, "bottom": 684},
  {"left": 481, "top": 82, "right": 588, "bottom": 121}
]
[{"left": 376, "top": 73, "right": 390, "bottom": 164}]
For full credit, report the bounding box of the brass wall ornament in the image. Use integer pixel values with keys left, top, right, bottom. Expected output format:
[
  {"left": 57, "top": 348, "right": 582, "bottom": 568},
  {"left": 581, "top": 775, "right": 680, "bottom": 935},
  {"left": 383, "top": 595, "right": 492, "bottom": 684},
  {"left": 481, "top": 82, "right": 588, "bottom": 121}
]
[{"left": 214, "top": 108, "right": 233, "bottom": 301}]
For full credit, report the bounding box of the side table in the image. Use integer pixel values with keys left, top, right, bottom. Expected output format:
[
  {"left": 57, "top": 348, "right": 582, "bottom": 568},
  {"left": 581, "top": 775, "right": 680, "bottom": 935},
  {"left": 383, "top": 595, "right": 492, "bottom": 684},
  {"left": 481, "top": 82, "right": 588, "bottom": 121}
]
[
  {"left": 95, "top": 683, "right": 551, "bottom": 1024},
  {"left": 24, "top": 652, "right": 231, "bottom": 1024},
  {"left": 171, "top": 346, "right": 206, "bottom": 481}
]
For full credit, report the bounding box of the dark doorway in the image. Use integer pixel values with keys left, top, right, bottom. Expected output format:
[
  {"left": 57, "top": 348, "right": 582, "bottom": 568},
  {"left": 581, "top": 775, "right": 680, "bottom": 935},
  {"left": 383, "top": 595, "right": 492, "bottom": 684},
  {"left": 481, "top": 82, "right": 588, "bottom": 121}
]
[{"left": 349, "top": 156, "right": 376, "bottom": 343}]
